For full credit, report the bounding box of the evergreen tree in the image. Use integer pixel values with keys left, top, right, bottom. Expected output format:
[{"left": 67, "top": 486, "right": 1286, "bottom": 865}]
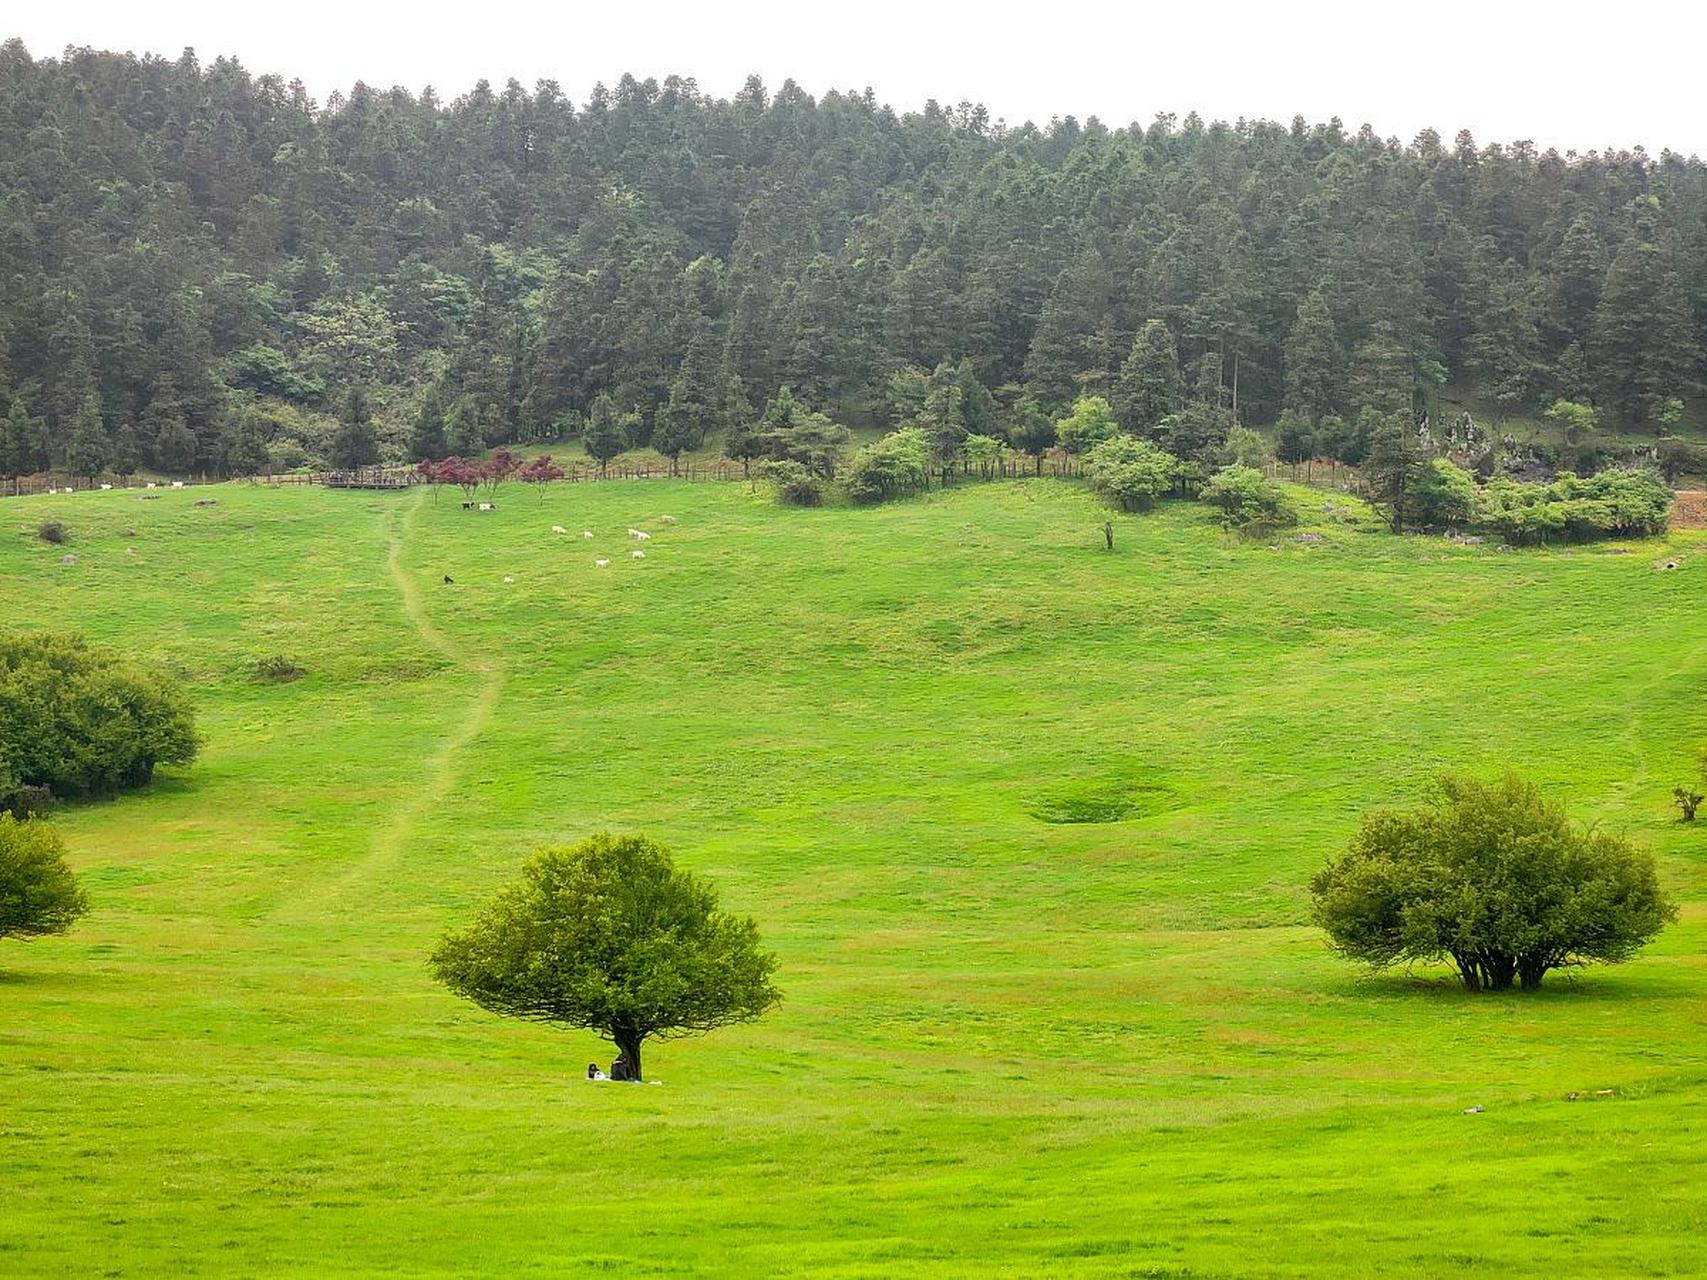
[
  {"left": 655, "top": 323, "right": 723, "bottom": 472},
  {"left": 445, "top": 399, "right": 486, "bottom": 458},
  {"left": 1112, "top": 320, "right": 1183, "bottom": 432},
  {"left": 64, "top": 393, "right": 111, "bottom": 481},
  {"left": 582, "top": 393, "right": 630, "bottom": 475},
  {"left": 409, "top": 384, "right": 449, "bottom": 461},
  {"left": 330, "top": 386, "right": 380, "bottom": 469},
  {"left": 1591, "top": 202, "right": 1698, "bottom": 422},
  {"left": 1283, "top": 291, "right": 1342, "bottom": 418},
  {"left": 2, "top": 398, "right": 47, "bottom": 477}
]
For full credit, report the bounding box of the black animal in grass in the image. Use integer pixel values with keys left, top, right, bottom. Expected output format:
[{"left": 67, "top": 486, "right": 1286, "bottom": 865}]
[{"left": 442, "top": 574, "right": 453, "bottom": 584}]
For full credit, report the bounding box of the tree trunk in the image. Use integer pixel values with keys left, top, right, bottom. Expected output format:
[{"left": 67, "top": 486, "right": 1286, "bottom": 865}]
[
  {"left": 1482, "top": 954, "right": 1516, "bottom": 990},
  {"left": 1451, "top": 951, "right": 1480, "bottom": 991},
  {"left": 1518, "top": 957, "right": 1548, "bottom": 990},
  {"left": 612, "top": 1027, "right": 643, "bottom": 1081}
]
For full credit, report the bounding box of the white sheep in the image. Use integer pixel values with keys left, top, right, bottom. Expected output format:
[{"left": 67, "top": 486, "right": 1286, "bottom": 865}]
[
  {"left": 594, "top": 557, "right": 610, "bottom": 568},
  {"left": 551, "top": 525, "right": 566, "bottom": 535},
  {"left": 503, "top": 575, "right": 515, "bottom": 584},
  {"left": 100, "top": 483, "right": 113, "bottom": 491},
  {"left": 658, "top": 515, "right": 677, "bottom": 525},
  {"left": 171, "top": 481, "right": 185, "bottom": 489},
  {"left": 582, "top": 530, "right": 594, "bottom": 539},
  {"left": 627, "top": 527, "right": 642, "bottom": 538},
  {"left": 634, "top": 530, "right": 651, "bottom": 541},
  {"left": 632, "top": 549, "right": 646, "bottom": 559},
  {"left": 145, "top": 481, "right": 157, "bottom": 489},
  {"left": 478, "top": 502, "right": 493, "bottom": 512}
]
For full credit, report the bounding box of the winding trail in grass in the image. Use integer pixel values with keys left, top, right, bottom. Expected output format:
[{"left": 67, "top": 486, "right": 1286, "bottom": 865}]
[{"left": 294, "top": 493, "right": 505, "bottom": 915}]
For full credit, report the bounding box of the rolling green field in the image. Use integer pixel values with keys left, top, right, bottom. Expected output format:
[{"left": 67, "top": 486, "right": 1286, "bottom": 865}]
[{"left": 3, "top": 477, "right": 1705, "bottom": 1277}]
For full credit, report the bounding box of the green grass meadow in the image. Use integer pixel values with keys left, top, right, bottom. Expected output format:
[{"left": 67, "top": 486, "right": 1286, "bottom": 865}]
[{"left": 3, "top": 477, "right": 1705, "bottom": 1276}]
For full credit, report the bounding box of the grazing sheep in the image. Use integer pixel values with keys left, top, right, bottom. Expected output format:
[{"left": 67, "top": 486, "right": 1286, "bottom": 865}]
[
  {"left": 582, "top": 530, "right": 594, "bottom": 539},
  {"left": 478, "top": 502, "right": 494, "bottom": 512},
  {"left": 100, "top": 483, "right": 113, "bottom": 491},
  {"left": 145, "top": 481, "right": 158, "bottom": 489},
  {"left": 594, "top": 557, "right": 610, "bottom": 568},
  {"left": 632, "top": 549, "right": 646, "bottom": 559},
  {"left": 634, "top": 530, "right": 651, "bottom": 541},
  {"left": 504, "top": 575, "right": 515, "bottom": 584},
  {"left": 658, "top": 515, "right": 677, "bottom": 525},
  {"left": 627, "top": 527, "right": 642, "bottom": 538},
  {"left": 171, "top": 481, "right": 185, "bottom": 489},
  {"left": 551, "top": 525, "right": 567, "bottom": 535}
]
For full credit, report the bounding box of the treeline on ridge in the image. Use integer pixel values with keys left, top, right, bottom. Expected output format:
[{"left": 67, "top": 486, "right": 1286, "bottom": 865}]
[{"left": 2, "top": 40, "right": 1705, "bottom": 481}]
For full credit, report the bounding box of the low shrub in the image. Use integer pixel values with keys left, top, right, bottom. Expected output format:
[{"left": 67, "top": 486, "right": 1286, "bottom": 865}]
[
  {"left": 254, "top": 655, "right": 305, "bottom": 684},
  {"left": 1199, "top": 465, "right": 1299, "bottom": 533},
  {"left": 36, "top": 519, "right": 68, "bottom": 545},
  {"left": 757, "top": 459, "right": 825, "bottom": 507}
]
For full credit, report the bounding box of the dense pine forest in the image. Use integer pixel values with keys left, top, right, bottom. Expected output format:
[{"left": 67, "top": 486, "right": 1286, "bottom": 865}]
[{"left": 3, "top": 38, "right": 1706, "bottom": 479}]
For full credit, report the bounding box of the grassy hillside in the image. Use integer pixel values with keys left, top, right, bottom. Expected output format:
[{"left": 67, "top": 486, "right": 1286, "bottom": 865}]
[{"left": 2, "top": 477, "right": 1705, "bottom": 1277}]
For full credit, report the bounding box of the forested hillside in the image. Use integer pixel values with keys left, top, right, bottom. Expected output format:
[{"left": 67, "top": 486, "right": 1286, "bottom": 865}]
[{"left": 3, "top": 38, "right": 1705, "bottom": 477}]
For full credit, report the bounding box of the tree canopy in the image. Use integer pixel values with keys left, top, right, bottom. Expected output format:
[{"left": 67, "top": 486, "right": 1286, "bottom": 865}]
[
  {"left": 0, "top": 632, "right": 199, "bottom": 810},
  {"left": 430, "top": 832, "right": 780, "bottom": 1078},
  {"left": 0, "top": 814, "right": 88, "bottom": 941},
  {"left": 1310, "top": 773, "right": 1675, "bottom": 991}
]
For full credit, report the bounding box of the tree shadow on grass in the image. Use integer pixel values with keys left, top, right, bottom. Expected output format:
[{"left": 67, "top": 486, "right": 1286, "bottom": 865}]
[{"left": 1322, "top": 968, "right": 1693, "bottom": 1004}]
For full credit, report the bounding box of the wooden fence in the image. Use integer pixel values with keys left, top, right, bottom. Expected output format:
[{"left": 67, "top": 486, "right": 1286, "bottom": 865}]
[
  {"left": 5, "top": 453, "right": 1092, "bottom": 499},
  {"left": 1262, "top": 459, "right": 1360, "bottom": 490}
]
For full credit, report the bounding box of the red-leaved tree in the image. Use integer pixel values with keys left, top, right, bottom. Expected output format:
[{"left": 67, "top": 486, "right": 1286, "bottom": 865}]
[
  {"left": 439, "top": 456, "right": 482, "bottom": 501},
  {"left": 516, "top": 454, "right": 566, "bottom": 500},
  {"left": 480, "top": 447, "right": 519, "bottom": 496}
]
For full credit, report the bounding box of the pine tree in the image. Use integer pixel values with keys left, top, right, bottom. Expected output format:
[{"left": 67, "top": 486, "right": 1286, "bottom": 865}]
[
  {"left": 655, "top": 323, "right": 723, "bottom": 472},
  {"left": 445, "top": 399, "right": 486, "bottom": 458},
  {"left": 582, "top": 394, "right": 629, "bottom": 476},
  {"left": 409, "top": 384, "right": 449, "bottom": 461},
  {"left": 2, "top": 398, "right": 47, "bottom": 477},
  {"left": 1591, "top": 203, "right": 1698, "bottom": 422},
  {"left": 1112, "top": 320, "right": 1183, "bottom": 432},
  {"left": 330, "top": 386, "right": 380, "bottom": 469},
  {"left": 1284, "top": 291, "right": 1342, "bottom": 418},
  {"left": 65, "top": 393, "right": 111, "bottom": 480}
]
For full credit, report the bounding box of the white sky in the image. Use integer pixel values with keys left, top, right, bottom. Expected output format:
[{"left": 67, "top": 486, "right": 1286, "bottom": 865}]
[{"left": 11, "top": 1, "right": 1707, "bottom": 157}]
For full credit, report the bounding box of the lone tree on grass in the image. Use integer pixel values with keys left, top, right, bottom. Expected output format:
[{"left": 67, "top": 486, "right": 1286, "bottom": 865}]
[
  {"left": 0, "top": 814, "right": 88, "bottom": 943},
  {"left": 430, "top": 832, "right": 780, "bottom": 1079},
  {"left": 1311, "top": 773, "right": 1675, "bottom": 991},
  {"left": 1675, "top": 757, "right": 1705, "bottom": 822}
]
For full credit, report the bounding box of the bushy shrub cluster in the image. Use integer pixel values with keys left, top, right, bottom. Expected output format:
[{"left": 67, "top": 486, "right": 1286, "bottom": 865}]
[
  {"left": 1198, "top": 465, "right": 1300, "bottom": 532},
  {"left": 756, "top": 459, "right": 825, "bottom": 507},
  {"left": 846, "top": 428, "right": 931, "bottom": 504},
  {"left": 0, "top": 813, "right": 87, "bottom": 939},
  {"left": 1083, "top": 435, "right": 1182, "bottom": 511},
  {"left": 1474, "top": 467, "right": 1672, "bottom": 544},
  {"left": 0, "top": 633, "right": 198, "bottom": 811}
]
